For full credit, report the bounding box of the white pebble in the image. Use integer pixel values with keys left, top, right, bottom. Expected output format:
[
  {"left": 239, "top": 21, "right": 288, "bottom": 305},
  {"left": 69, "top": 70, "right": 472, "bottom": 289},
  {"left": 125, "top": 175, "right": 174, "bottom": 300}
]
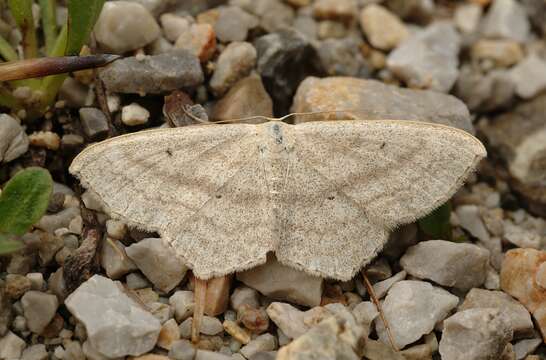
[{"left": 121, "top": 103, "right": 150, "bottom": 126}]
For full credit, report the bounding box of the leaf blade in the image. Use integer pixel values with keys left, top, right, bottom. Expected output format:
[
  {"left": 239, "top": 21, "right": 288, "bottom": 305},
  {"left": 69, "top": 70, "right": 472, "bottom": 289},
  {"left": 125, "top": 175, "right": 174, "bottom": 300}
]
[
  {"left": 66, "top": 0, "right": 106, "bottom": 55},
  {"left": 0, "top": 167, "right": 53, "bottom": 236}
]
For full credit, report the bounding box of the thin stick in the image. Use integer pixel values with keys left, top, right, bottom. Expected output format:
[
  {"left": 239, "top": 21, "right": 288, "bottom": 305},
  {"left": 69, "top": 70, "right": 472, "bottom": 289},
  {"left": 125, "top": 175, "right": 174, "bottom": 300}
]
[
  {"left": 363, "top": 273, "right": 398, "bottom": 352},
  {"left": 192, "top": 277, "right": 208, "bottom": 344}
]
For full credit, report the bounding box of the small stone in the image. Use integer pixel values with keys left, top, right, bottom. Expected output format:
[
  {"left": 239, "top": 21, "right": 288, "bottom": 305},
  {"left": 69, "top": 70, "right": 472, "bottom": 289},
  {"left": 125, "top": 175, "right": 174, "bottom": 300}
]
[
  {"left": 400, "top": 240, "right": 489, "bottom": 290},
  {"left": 81, "top": 190, "right": 104, "bottom": 212},
  {"left": 79, "top": 108, "right": 110, "bottom": 140},
  {"left": 170, "top": 290, "right": 194, "bottom": 322},
  {"left": 240, "top": 334, "right": 277, "bottom": 359},
  {"left": 513, "top": 338, "right": 542, "bottom": 360},
  {"left": 266, "top": 302, "right": 308, "bottom": 339},
  {"left": 312, "top": 0, "right": 357, "bottom": 22},
  {"left": 204, "top": 275, "right": 231, "bottom": 316},
  {"left": 317, "top": 37, "right": 369, "bottom": 78},
  {"left": 480, "top": 94, "right": 546, "bottom": 215},
  {"left": 209, "top": 42, "right": 257, "bottom": 97},
  {"left": 359, "top": 4, "right": 409, "bottom": 51},
  {"left": 211, "top": 74, "right": 273, "bottom": 122},
  {"left": 29, "top": 131, "right": 61, "bottom": 150},
  {"left": 501, "top": 248, "right": 546, "bottom": 341},
  {"left": 100, "top": 50, "right": 203, "bottom": 94},
  {"left": 201, "top": 316, "right": 224, "bottom": 335},
  {"left": 460, "top": 288, "right": 534, "bottom": 338},
  {"left": 455, "top": 205, "right": 491, "bottom": 242},
  {"left": 387, "top": 22, "right": 460, "bottom": 92},
  {"left": 126, "top": 238, "right": 188, "bottom": 293},
  {"left": 400, "top": 333, "right": 438, "bottom": 360},
  {"left": 21, "top": 344, "right": 48, "bottom": 360},
  {"left": 179, "top": 318, "right": 193, "bottom": 339},
  {"left": 195, "top": 350, "right": 231, "bottom": 360},
  {"left": 471, "top": 39, "right": 524, "bottom": 67},
  {"left": 106, "top": 220, "right": 127, "bottom": 240},
  {"left": 21, "top": 291, "right": 59, "bottom": 334},
  {"left": 94, "top": 1, "right": 160, "bottom": 53},
  {"left": 351, "top": 301, "right": 379, "bottom": 336},
  {"left": 503, "top": 220, "right": 541, "bottom": 249},
  {"left": 223, "top": 320, "right": 251, "bottom": 344},
  {"left": 0, "top": 331, "right": 26, "bottom": 359},
  {"left": 0, "top": 113, "right": 29, "bottom": 163},
  {"left": 454, "top": 3, "right": 482, "bottom": 34},
  {"left": 169, "top": 339, "right": 196, "bottom": 360},
  {"left": 509, "top": 54, "right": 546, "bottom": 99},
  {"left": 26, "top": 273, "right": 44, "bottom": 291},
  {"left": 231, "top": 286, "right": 260, "bottom": 312},
  {"left": 316, "top": 20, "right": 346, "bottom": 40},
  {"left": 174, "top": 23, "right": 216, "bottom": 63},
  {"left": 126, "top": 272, "right": 151, "bottom": 290},
  {"left": 376, "top": 280, "right": 458, "bottom": 349},
  {"left": 238, "top": 306, "right": 269, "bottom": 334},
  {"left": 149, "top": 301, "right": 172, "bottom": 324},
  {"left": 364, "top": 257, "right": 392, "bottom": 282},
  {"left": 64, "top": 341, "right": 85, "bottom": 360},
  {"left": 121, "top": 103, "right": 150, "bottom": 126},
  {"left": 481, "top": 0, "right": 530, "bottom": 43},
  {"left": 133, "top": 356, "right": 170, "bottom": 360},
  {"left": 291, "top": 77, "right": 474, "bottom": 133},
  {"left": 5, "top": 274, "right": 31, "bottom": 299},
  {"left": 133, "top": 287, "right": 159, "bottom": 304},
  {"left": 255, "top": 28, "right": 324, "bottom": 114},
  {"left": 237, "top": 255, "right": 323, "bottom": 307},
  {"left": 205, "top": 6, "right": 259, "bottom": 43},
  {"left": 439, "top": 308, "right": 513, "bottom": 360},
  {"left": 235, "top": 0, "right": 294, "bottom": 33},
  {"left": 277, "top": 316, "right": 362, "bottom": 360},
  {"left": 372, "top": 270, "right": 406, "bottom": 299},
  {"left": 157, "top": 318, "right": 180, "bottom": 350},
  {"left": 160, "top": 13, "right": 191, "bottom": 42},
  {"left": 100, "top": 238, "right": 137, "bottom": 279},
  {"left": 65, "top": 275, "right": 161, "bottom": 357}
]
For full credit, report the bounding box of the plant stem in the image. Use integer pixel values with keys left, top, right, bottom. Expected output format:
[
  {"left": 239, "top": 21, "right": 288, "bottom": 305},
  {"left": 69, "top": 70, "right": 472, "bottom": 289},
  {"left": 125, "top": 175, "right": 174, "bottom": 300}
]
[
  {"left": 8, "top": 0, "right": 38, "bottom": 59},
  {"left": 39, "top": 0, "right": 57, "bottom": 54}
]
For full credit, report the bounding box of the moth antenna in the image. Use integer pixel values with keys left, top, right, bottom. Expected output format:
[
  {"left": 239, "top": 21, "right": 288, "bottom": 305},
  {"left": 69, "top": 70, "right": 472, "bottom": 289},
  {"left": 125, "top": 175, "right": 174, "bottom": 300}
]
[
  {"left": 280, "top": 109, "right": 368, "bottom": 122},
  {"left": 363, "top": 273, "right": 399, "bottom": 352},
  {"left": 181, "top": 104, "right": 211, "bottom": 124}
]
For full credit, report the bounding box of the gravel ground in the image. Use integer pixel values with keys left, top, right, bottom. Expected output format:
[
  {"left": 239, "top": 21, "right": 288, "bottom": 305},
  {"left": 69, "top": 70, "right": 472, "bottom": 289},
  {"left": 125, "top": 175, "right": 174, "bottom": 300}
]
[{"left": 1, "top": 0, "right": 546, "bottom": 359}]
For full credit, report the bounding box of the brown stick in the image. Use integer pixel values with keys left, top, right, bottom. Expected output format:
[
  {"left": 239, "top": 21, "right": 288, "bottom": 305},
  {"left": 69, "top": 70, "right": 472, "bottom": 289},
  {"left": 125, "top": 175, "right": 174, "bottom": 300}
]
[
  {"left": 362, "top": 273, "right": 398, "bottom": 352},
  {"left": 0, "top": 55, "right": 120, "bottom": 81},
  {"left": 192, "top": 277, "right": 208, "bottom": 344}
]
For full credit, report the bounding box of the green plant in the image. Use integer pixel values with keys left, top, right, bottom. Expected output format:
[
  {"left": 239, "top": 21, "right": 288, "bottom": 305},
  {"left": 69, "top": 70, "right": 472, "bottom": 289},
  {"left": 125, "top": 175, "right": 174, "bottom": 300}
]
[
  {"left": 418, "top": 202, "right": 452, "bottom": 240},
  {"left": 0, "top": 167, "right": 53, "bottom": 254},
  {"left": 0, "top": 0, "right": 106, "bottom": 119}
]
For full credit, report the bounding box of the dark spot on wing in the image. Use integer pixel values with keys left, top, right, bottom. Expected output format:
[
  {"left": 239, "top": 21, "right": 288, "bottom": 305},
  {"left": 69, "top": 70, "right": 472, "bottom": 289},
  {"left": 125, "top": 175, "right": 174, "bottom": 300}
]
[
  {"left": 166, "top": 149, "right": 173, "bottom": 156},
  {"left": 272, "top": 123, "right": 283, "bottom": 145},
  {"left": 380, "top": 142, "right": 386, "bottom": 149}
]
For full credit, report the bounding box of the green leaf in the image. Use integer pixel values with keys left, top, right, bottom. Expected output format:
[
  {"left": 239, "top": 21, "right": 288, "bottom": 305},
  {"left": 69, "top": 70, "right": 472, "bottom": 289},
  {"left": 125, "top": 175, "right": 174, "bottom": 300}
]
[
  {"left": 65, "top": 0, "right": 106, "bottom": 55},
  {"left": 418, "top": 202, "right": 452, "bottom": 240},
  {"left": 0, "top": 33, "right": 18, "bottom": 61},
  {"left": 0, "top": 233, "right": 24, "bottom": 255},
  {"left": 0, "top": 167, "right": 53, "bottom": 236},
  {"left": 39, "top": 0, "right": 58, "bottom": 54},
  {"left": 8, "top": 0, "right": 38, "bottom": 58}
]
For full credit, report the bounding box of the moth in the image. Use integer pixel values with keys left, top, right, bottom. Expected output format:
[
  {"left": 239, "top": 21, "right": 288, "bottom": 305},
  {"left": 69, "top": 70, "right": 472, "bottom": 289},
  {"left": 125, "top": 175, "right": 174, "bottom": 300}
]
[{"left": 70, "top": 116, "right": 486, "bottom": 281}]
